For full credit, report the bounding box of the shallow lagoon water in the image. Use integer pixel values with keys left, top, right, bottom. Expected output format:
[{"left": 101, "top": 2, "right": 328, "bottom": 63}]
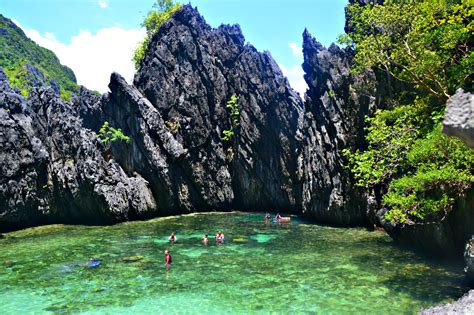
[{"left": 0, "top": 212, "right": 468, "bottom": 314}]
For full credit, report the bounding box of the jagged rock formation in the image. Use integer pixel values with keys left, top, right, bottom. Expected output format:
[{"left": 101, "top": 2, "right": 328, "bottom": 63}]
[
  {"left": 0, "top": 5, "right": 304, "bottom": 230},
  {"left": 108, "top": 5, "right": 303, "bottom": 213},
  {"left": 443, "top": 89, "right": 474, "bottom": 149},
  {"left": 0, "top": 67, "right": 157, "bottom": 231},
  {"left": 300, "top": 30, "right": 376, "bottom": 226}
]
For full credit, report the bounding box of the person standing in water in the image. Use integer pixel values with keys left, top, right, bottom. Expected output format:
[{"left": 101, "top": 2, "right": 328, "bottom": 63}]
[
  {"left": 164, "top": 249, "right": 172, "bottom": 271},
  {"left": 264, "top": 213, "right": 271, "bottom": 224},
  {"left": 169, "top": 232, "right": 176, "bottom": 243},
  {"left": 202, "top": 234, "right": 209, "bottom": 245},
  {"left": 215, "top": 231, "right": 225, "bottom": 244}
]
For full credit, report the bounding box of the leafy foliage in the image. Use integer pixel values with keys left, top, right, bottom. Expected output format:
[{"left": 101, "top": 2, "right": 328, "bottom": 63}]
[
  {"left": 341, "top": 0, "right": 473, "bottom": 100},
  {"left": 342, "top": 0, "right": 474, "bottom": 224},
  {"left": 222, "top": 94, "right": 240, "bottom": 142},
  {"left": 98, "top": 122, "right": 131, "bottom": 144},
  {"left": 0, "top": 15, "right": 79, "bottom": 101},
  {"left": 133, "top": 0, "right": 182, "bottom": 70}
]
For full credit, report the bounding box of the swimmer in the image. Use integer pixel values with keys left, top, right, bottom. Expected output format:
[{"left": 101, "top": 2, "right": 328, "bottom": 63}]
[{"left": 169, "top": 232, "right": 176, "bottom": 243}]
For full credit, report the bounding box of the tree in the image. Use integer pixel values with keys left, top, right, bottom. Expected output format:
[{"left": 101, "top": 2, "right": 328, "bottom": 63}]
[
  {"left": 341, "top": 0, "right": 473, "bottom": 101},
  {"left": 341, "top": 0, "right": 474, "bottom": 224},
  {"left": 133, "top": 0, "right": 182, "bottom": 69}
]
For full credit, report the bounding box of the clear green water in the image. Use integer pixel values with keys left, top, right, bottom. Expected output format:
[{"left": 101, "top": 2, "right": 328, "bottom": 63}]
[{"left": 0, "top": 212, "right": 468, "bottom": 314}]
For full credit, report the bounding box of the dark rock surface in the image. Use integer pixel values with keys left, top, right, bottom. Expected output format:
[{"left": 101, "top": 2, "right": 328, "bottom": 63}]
[
  {"left": 131, "top": 4, "right": 303, "bottom": 213},
  {"left": 300, "top": 30, "right": 376, "bottom": 226},
  {"left": 0, "top": 71, "right": 157, "bottom": 231},
  {"left": 378, "top": 189, "right": 474, "bottom": 257},
  {"left": 443, "top": 89, "right": 474, "bottom": 149},
  {"left": 420, "top": 290, "right": 474, "bottom": 315}
]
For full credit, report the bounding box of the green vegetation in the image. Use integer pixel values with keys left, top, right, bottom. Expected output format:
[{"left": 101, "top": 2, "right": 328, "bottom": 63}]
[
  {"left": 165, "top": 117, "right": 181, "bottom": 134},
  {"left": 341, "top": 0, "right": 474, "bottom": 224},
  {"left": 222, "top": 94, "right": 240, "bottom": 142},
  {"left": 133, "top": 0, "right": 182, "bottom": 70},
  {"left": 0, "top": 15, "right": 79, "bottom": 101},
  {"left": 98, "top": 121, "right": 131, "bottom": 144}
]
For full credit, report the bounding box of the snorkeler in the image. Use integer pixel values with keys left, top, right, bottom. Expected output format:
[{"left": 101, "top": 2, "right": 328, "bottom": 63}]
[{"left": 80, "top": 257, "right": 101, "bottom": 267}]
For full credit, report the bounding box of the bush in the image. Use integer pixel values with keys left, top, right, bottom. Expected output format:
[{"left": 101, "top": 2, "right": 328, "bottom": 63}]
[{"left": 133, "top": 0, "right": 182, "bottom": 70}]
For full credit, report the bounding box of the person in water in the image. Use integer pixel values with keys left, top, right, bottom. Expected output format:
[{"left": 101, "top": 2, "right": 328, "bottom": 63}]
[
  {"left": 169, "top": 232, "right": 176, "bottom": 243},
  {"left": 264, "top": 213, "right": 271, "bottom": 223},
  {"left": 275, "top": 213, "right": 282, "bottom": 222},
  {"left": 202, "top": 234, "right": 209, "bottom": 245},
  {"left": 215, "top": 231, "right": 225, "bottom": 243},
  {"left": 164, "top": 249, "right": 172, "bottom": 271},
  {"left": 80, "top": 257, "right": 99, "bottom": 267}
]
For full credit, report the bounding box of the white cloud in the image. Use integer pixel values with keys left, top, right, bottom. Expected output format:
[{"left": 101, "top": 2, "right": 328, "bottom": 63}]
[
  {"left": 279, "top": 63, "right": 307, "bottom": 97},
  {"left": 17, "top": 21, "right": 146, "bottom": 93},
  {"left": 98, "top": 0, "right": 108, "bottom": 9},
  {"left": 289, "top": 42, "right": 303, "bottom": 58}
]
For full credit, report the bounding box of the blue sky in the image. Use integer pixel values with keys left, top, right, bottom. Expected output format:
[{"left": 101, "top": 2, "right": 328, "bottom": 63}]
[{"left": 0, "top": 0, "right": 347, "bottom": 94}]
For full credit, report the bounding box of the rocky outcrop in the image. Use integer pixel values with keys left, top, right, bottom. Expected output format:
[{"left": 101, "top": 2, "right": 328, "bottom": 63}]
[
  {"left": 443, "top": 89, "right": 474, "bottom": 149},
  {"left": 129, "top": 4, "right": 303, "bottom": 213},
  {"left": 378, "top": 189, "right": 474, "bottom": 257},
  {"left": 465, "top": 236, "right": 474, "bottom": 283},
  {"left": 0, "top": 5, "right": 304, "bottom": 230},
  {"left": 300, "top": 30, "right": 376, "bottom": 226},
  {"left": 420, "top": 290, "right": 474, "bottom": 315},
  {"left": 0, "top": 67, "right": 157, "bottom": 231}
]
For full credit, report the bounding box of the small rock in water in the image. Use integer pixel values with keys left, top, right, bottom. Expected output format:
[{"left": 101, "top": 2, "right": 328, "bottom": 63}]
[
  {"left": 4, "top": 260, "right": 14, "bottom": 268},
  {"left": 121, "top": 256, "right": 144, "bottom": 263}
]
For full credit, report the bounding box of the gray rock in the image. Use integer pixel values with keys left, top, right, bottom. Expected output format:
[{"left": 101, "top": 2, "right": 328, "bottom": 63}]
[
  {"left": 420, "top": 290, "right": 474, "bottom": 315},
  {"left": 300, "top": 30, "right": 376, "bottom": 226},
  {"left": 465, "top": 236, "right": 474, "bottom": 283},
  {"left": 443, "top": 89, "right": 474, "bottom": 148},
  {"left": 0, "top": 72, "right": 158, "bottom": 231},
  {"left": 131, "top": 4, "right": 303, "bottom": 213}
]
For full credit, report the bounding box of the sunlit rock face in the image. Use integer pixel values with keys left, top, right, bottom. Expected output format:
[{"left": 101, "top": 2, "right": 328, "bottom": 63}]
[
  {"left": 443, "top": 89, "right": 474, "bottom": 149},
  {"left": 128, "top": 4, "right": 304, "bottom": 213},
  {"left": 0, "top": 67, "right": 157, "bottom": 231}
]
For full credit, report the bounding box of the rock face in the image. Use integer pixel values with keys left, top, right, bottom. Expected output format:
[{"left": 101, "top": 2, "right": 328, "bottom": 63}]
[
  {"left": 300, "top": 30, "right": 376, "bottom": 226},
  {"left": 420, "top": 290, "right": 474, "bottom": 315},
  {"left": 443, "top": 89, "right": 474, "bottom": 149},
  {"left": 0, "top": 67, "right": 157, "bottom": 231},
  {"left": 377, "top": 189, "right": 474, "bottom": 257},
  {"left": 0, "top": 5, "right": 304, "bottom": 231},
  {"left": 128, "top": 5, "right": 303, "bottom": 213}
]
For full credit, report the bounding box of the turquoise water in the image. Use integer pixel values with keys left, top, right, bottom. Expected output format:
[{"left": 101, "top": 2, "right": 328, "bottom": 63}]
[{"left": 0, "top": 212, "right": 468, "bottom": 314}]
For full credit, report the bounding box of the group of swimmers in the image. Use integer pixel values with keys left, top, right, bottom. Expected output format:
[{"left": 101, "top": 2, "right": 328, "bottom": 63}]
[
  {"left": 84, "top": 214, "right": 288, "bottom": 271},
  {"left": 265, "top": 213, "right": 286, "bottom": 223},
  {"left": 165, "top": 230, "right": 225, "bottom": 270}
]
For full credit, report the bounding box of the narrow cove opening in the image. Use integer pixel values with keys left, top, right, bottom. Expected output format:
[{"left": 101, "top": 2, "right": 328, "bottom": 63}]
[{"left": 0, "top": 212, "right": 468, "bottom": 314}]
